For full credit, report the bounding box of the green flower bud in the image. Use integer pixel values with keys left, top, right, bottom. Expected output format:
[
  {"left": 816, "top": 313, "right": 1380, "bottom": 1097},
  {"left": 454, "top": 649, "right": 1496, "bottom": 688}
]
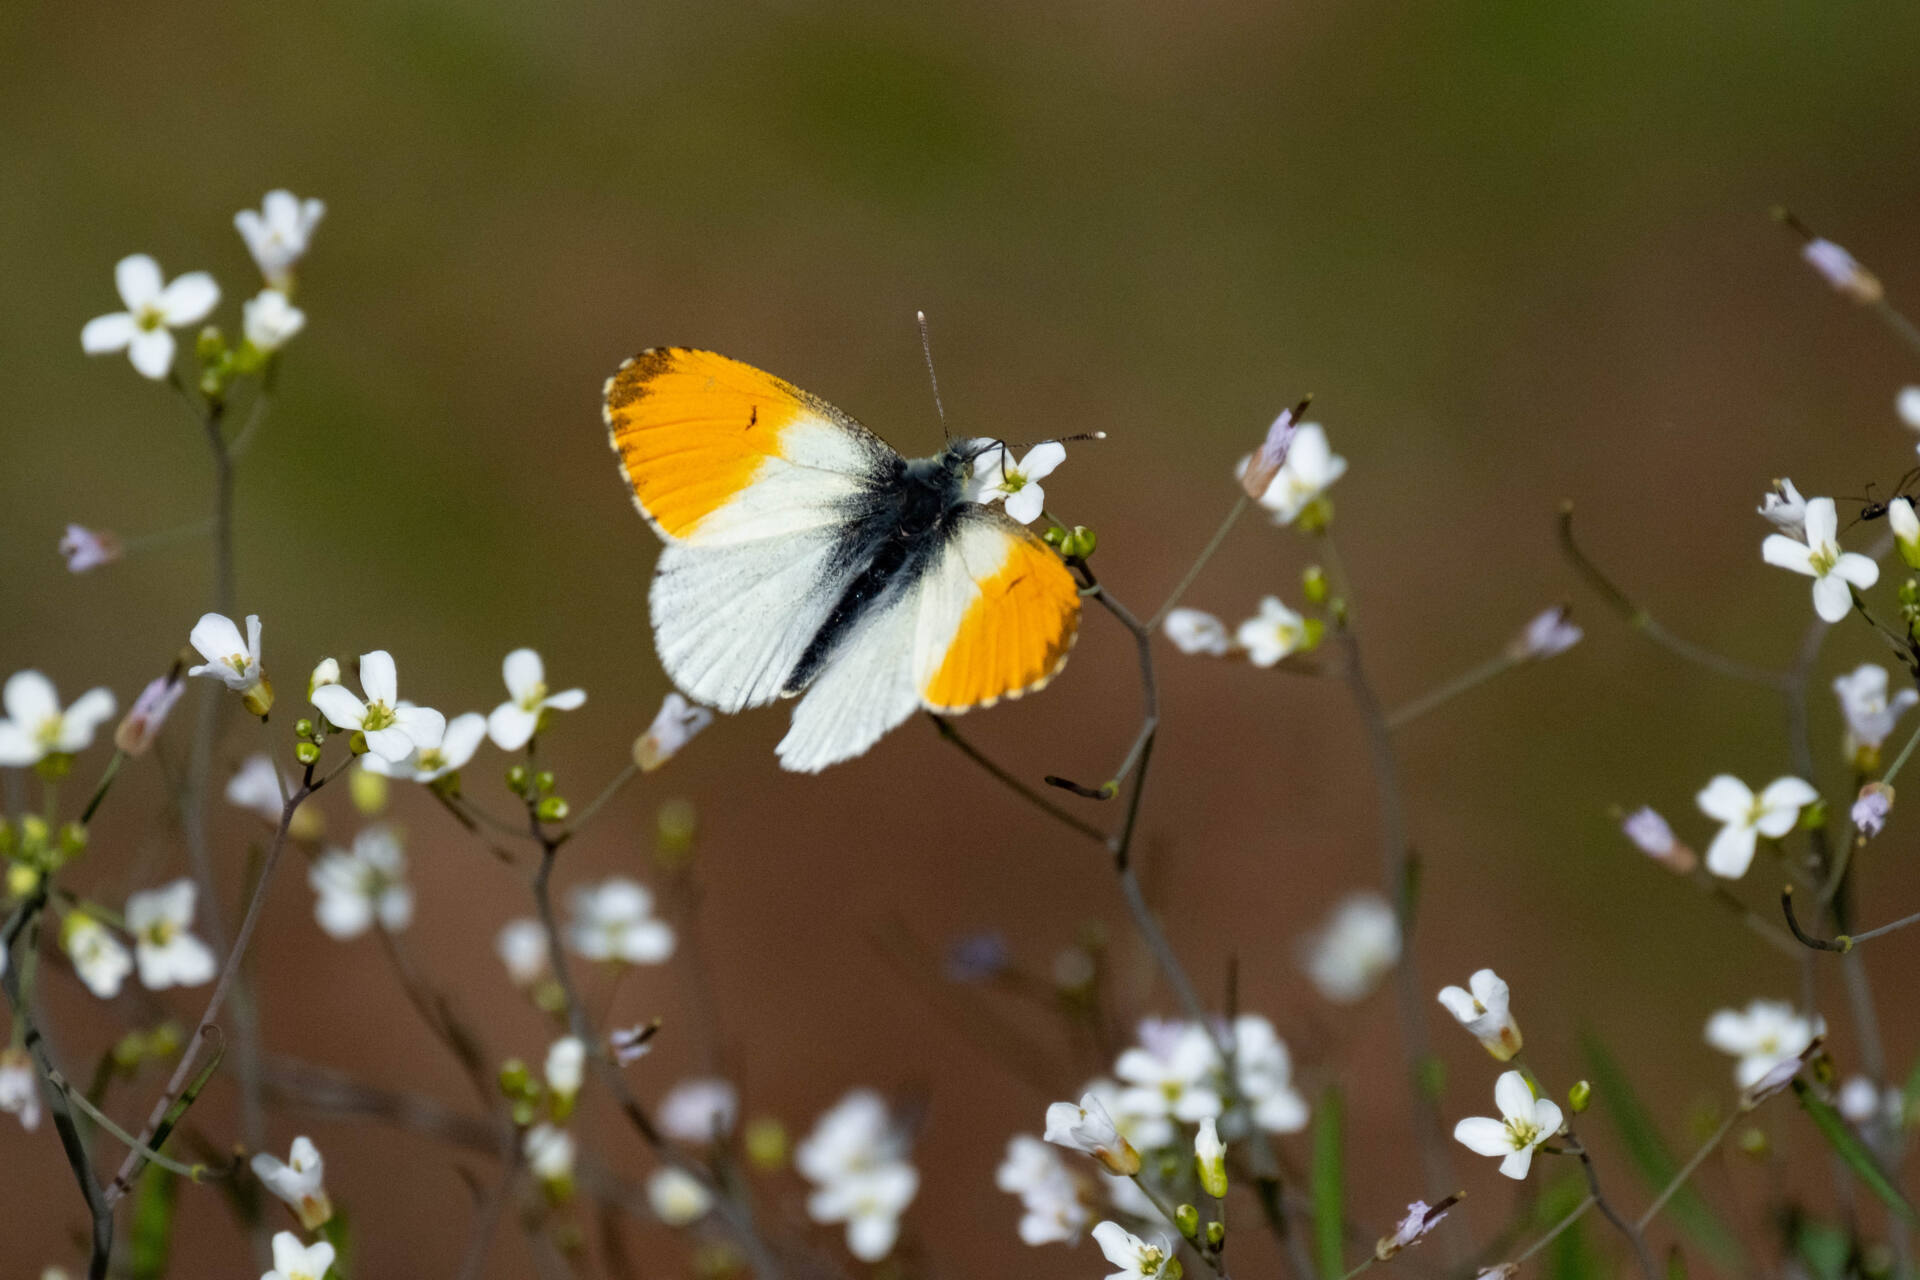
[
  {"left": 1302, "top": 565, "right": 1328, "bottom": 604},
  {"left": 745, "top": 1117, "right": 789, "bottom": 1170},
  {"left": 1175, "top": 1203, "right": 1200, "bottom": 1239},
  {"left": 348, "top": 731, "right": 370, "bottom": 756},
  {"left": 506, "top": 764, "right": 530, "bottom": 794},
  {"left": 1205, "top": 1221, "right": 1225, "bottom": 1249},
  {"left": 1569, "top": 1080, "right": 1592, "bottom": 1113},
  {"left": 536, "top": 796, "right": 571, "bottom": 823},
  {"left": 534, "top": 770, "right": 556, "bottom": 794},
  {"left": 1058, "top": 525, "right": 1098, "bottom": 560},
  {"left": 294, "top": 718, "right": 315, "bottom": 739},
  {"left": 294, "top": 741, "right": 322, "bottom": 766},
  {"left": 196, "top": 325, "right": 227, "bottom": 364},
  {"left": 498, "top": 1058, "right": 531, "bottom": 1096}
]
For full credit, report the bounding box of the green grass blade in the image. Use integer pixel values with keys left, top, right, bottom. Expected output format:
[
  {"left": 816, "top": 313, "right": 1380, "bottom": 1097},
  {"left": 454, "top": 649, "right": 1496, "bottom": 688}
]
[
  {"left": 1580, "top": 1032, "right": 1743, "bottom": 1271},
  {"left": 1792, "top": 1078, "right": 1918, "bottom": 1225},
  {"left": 1312, "top": 1084, "right": 1345, "bottom": 1278},
  {"left": 128, "top": 1168, "right": 176, "bottom": 1280}
]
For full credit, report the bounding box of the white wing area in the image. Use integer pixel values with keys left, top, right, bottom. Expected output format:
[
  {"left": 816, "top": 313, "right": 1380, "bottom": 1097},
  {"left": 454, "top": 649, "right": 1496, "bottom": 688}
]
[
  {"left": 774, "top": 514, "right": 1023, "bottom": 772},
  {"left": 776, "top": 585, "right": 924, "bottom": 773},
  {"left": 677, "top": 418, "right": 884, "bottom": 546},
  {"left": 650, "top": 531, "right": 851, "bottom": 714}
]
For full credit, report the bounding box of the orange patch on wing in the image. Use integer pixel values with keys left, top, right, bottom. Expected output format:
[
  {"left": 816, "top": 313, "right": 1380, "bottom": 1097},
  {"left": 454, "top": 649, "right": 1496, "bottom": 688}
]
[
  {"left": 923, "top": 533, "right": 1081, "bottom": 712},
  {"left": 604, "top": 348, "right": 808, "bottom": 539}
]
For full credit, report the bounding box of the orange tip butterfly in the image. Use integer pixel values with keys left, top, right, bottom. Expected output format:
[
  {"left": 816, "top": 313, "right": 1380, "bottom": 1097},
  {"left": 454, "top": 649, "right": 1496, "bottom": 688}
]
[{"left": 604, "top": 348, "right": 1082, "bottom": 771}]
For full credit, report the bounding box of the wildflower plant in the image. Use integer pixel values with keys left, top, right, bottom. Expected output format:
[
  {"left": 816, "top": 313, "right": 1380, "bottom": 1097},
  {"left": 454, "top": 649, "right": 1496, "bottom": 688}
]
[{"left": 6, "top": 185, "right": 1920, "bottom": 1280}]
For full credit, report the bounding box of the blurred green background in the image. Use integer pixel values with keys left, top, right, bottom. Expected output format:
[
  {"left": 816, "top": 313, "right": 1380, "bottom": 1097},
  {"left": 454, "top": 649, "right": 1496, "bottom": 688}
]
[{"left": 5, "top": 0, "right": 1920, "bottom": 1274}]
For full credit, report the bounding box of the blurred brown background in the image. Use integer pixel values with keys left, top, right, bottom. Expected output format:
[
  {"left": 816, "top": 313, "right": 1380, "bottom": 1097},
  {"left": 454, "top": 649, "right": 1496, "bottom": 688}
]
[{"left": 4, "top": 0, "right": 1920, "bottom": 1274}]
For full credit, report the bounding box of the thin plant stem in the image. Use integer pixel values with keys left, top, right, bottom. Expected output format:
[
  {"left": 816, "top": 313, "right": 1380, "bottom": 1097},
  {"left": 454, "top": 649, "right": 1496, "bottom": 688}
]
[
  {"left": 1318, "top": 532, "right": 1457, "bottom": 1220},
  {"left": 1565, "top": 1133, "right": 1657, "bottom": 1279},
  {"left": 1385, "top": 654, "right": 1519, "bottom": 730},
  {"left": 1872, "top": 297, "right": 1920, "bottom": 358},
  {"left": 46, "top": 1067, "right": 227, "bottom": 1182},
  {"left": 1636, "top": 1109, "right": 1741, "bottom": 1230},
  {"left": 1557, "top": 505, "right": 1786, "bottom": 688},
  {"left": 1883, "top": 718, "right": 1920, "bottom": 786},
  {"left": 107, "top": 774, "right": 321, "bottom": 1204},
  {"left": 1149, "top": 494, "right": 1249, "bottom": 630},
  {"left": 1845, "top": 907, "right": 1920, "bottom": 947},
  {"left": 2, "top": 899, "right": 115, "bottom": 1279},
  {"left": 553, "top": 761, "right": 639, "bottom": 848},
  {"left": 928, "top": 714, "right": 1107, "bottom": 841},
  {"left": 1512, "top": 1195, "right": 1596, "bottom": 1266}
]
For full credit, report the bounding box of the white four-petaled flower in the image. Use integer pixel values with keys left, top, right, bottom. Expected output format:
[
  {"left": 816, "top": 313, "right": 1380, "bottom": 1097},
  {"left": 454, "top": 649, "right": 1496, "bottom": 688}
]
[
  {"left": 1437, "top": 968, "right": 1523, "bottom": 1061},
  {"left": 309, "top": 650, "right": 445, "bottom": 763},
  {"left": 126, "top": 880, "right": 217, "bottom": 990},
  {"left": 1757, "top": 478, "right": 1808, "bottom": 539},
  {"left": 1704, "top": 998, "right": 1824, "bottom": 1090},
  {"left": 1761, "top": 496, "right": 1878, "bottom": 623},
  {"left": 659, "top": 1077, "right": 739, "bottom": 1143},
  {"left": 250, "top": 1136, "right": 332, "bottom": 1230},
  {"left": 1302, "top": 892, "right": 1401, "bottom": 1003},
  {"left": 966, "top": 441, "right": 1065, "bottom": 525},
  {"left": 996, "top": 1134, "right": 1090, "bottom": 1246},
  {"left": 308, "top": 826, "right": 414, "bottom": 939},
  {"left": 524, "top": 1122, "right": 575, "bottom": 1183},
  {"left": 797, "top": 1089, "right": 917, "bottom": 1262},
  {"left": 1092, "top": 1220, "right": 1175, "bottom": 1279},
  {"left": 1236, "top": 596, "right": 1313, "bottom": 667},
  {"left": 1452, "top": 1070, "right": 1563, "bottom": 1180},
  {"left": 236, "top": 190, "right": 326, "bottom": 289},
  {"left": 566, "top": 878, "right": 675, "bottom": 964},
  {"left": 81, "top": 254, "right": 219, "bottom": 380},
  {"left": 263, "top": 1230, "right": 335, "bottom": 1280},
  {"left": 495, "top": 918, "right": 548, "bottom": 985},
  {"left": 1694, "top": 774, "right": 1819, "bottom": 879},
  {"left": 0, "top": 1048, "right": 41, "bottom": 1132},
  {"left": 63, "top": 914, "right": 132, "bottom": 999},
  {"left": 1043, "top": 1092, "right": 1141, "bottom": 1176},
  {"left": 648, "top": 1166, "right": 714, "bottom": 1226},
  {"left": 1249, "top": 422, "right": 1346, "bottom": 524},
  {"left": 0, "top": 671, "right": 116, "bottom": 766},
  {"left": 187, "top": 612, "right": 271, "bottom": 713},
  {"left": 486, "top": 648, "right": 586, "bottom": 751},
  {"left": 361, "top": 710, "right": 487, "bottom": 783},
  {"left": 1163, "top": 608, "right": 1232, "bottom": 656},
  {"left": 1832, "top": 664, "right": 1917, "bottom": 756},
  {"left": 243, "top": 289, "right": 306, "bottom": 353}
]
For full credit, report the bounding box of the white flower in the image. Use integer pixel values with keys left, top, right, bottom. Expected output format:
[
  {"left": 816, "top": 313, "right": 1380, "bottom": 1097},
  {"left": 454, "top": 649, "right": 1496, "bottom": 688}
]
[
  {"left": 250, "top": 1136, "right": 332, "bottom": 1230},
  {"left": 806, "top": 1162, "right": 919, "bottom": 1262},
  {"left": 1899, "top": 387, "right": 1920, "bottom": 431},
  {"left": 186, "top": 612, "right": 271, "bottom": 713},
  {"left": 1452, "top": 1070, "right": 1564, "bottom": 1180},
  {"left": 1302, "top": 892, "right": 1401, "bottom": 1003},
  {"left": 1240, "top": 405, "right": 1303, "bottom": 499},
  {"left": 1705, "top": 999, "right": 1825, "bottom": 1090},
  {"left": 1163, "top": 608, "right": 1231, "bottom": 656},
  {"left": 567, "top": 878, "right": 674, "bottom": 964},
  {"left": 1892, "top": 499, "right": 1920, "bottom": 570},
  {"left": 0, "top": 671, "right": 116, "bottom": 766},
  {"left": 1043, "top": 1092, "right": 1141, "bottom": 1176},
  {"left": 1437, "top": 969, "right": 1523, "bottom": 1061},
  {"left": 126, "top": 880, "right": 216, "bottom": 989},
  {"left": 1761, "top": 497, "right": 1878, "bottom": 623},
  {"left": 1113, "top": 1019, "right": 1223, "bottom": 1128},
  {"left": 797, "top": 1089, "right": 905, "bottom": 1185},
  {"left": 524, "top": 1123, "right": 575, "bottom": 1183},
  {"left": 59, "top": 525, "right": 121, "bottom": 573},
  {"left": 1194, "top": 1117, "right": 1227, "bottom": 1197},
  {"left": 262, "top": 1231, "right": 335, "bottom": 1280},
  {"left": 360, "top": 711, "right": 486, "bottom": 783},
  {"left": 1251, "top": 422, "right": 1346, "bottom": 524},
  {"left": 634, "top": 692, "right": 713, "bottom": 771},
  {"left": 243, "top": 289, "right": 305, "bottom": 353},
  {"left": 1695, "top": 774, "right": 1819, "bottom": 879},
  {"left": 0, "top": 1049, "right": 41, "bottom": 1132},
  {"left": 1619, "top": 805, "right": 1696, "bottom": 872},
  {"left": 308, "top": 658, "right": 341, "bottom": 700},
  {"left": 1758, "top": 478, "right": 1808, "bottom": 539},
  {"left": 964, "top": 441, "right": 1066, "bottom": 525},
  {"left": 495, "top": 918, "right": 548, "bottom": 985},
  {"left": 546, "top": 1036, "right": 586, "bottom": 1100},
  {"left": 648, "top": 1166, "right": 714, "bottom": 1226},
  {"left": 80, "top": 254, "right": 219, "bottom": 380},
  {"left": 486, "top": 648, "right": 586, "bottom": 751},
  {"left": 309, "top": 650, "right": 445, "bottom": 763},
  {"left": 1507, "top": 606, "right": 1582, "bottom": 661},
  {"left": 308, "top": 826, "right": 412, "bottom": 939},
  {"left": 1801, "top": 237, "right": 1882, "bottom": 303},
  {"left": 1092, "top": 1220, "right": 1175, "bottom": 1279},
  {"left": 1236, "top": 596, "right": 1313, "bottom": 667},
  {"left": 1229, "top": 1014, "right": 1309, "bottom": 1134},
  {"left": 236, "top": 190, "right": 326, "bottom": 289},
  {"left": 1853, "top": 782, "right": 1894, "bottom": 841},
  {"left": 63, "top": 914, "right": 131, "bottom": 999},
  {"left": 996, "top": 1135, "right": 1089, "bottom": 1246},
  {"left": 115, "top": 673, "right": 186, "bottom": 756},
  {"left": 659, "top": 1077, "right": 739, "bottom": 1143},
  {"left": 226, "top": 754, "right": 291, "bottom": 823},
  {"left": 1837, "top": 1076, "right": 1903, "bottom": 1129},
  {"left": 1833, "top": 665, "right": 1917, "bottom": 754}
]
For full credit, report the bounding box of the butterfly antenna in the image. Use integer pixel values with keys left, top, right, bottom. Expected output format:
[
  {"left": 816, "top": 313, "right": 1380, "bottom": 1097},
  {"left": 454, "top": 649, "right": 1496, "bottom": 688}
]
[{"left": 917, "top": 310, "right": 950, "bottom": 442}]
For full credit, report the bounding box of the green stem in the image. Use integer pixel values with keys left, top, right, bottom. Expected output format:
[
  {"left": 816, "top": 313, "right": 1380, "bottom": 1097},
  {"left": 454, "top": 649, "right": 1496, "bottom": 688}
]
[{"left": 1385, "top": 654, "right": 1518, "bottom": 730}]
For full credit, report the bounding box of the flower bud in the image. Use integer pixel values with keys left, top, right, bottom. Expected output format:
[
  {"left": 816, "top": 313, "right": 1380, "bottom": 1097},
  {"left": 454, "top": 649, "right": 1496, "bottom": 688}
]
[
  {"left": 1044, "top": 1094, "right": 1141, "bottom": 1176},
  {"left": 294, "top": 741, "right": 321, "bottom": 766},
  {"left": 1194, "top": 1117, "right": 1228, "bottom": 1198},
  {"left": 745, "top": 1117, "right": 789, "bottom": 1170},
  {"left": 1853, "top": 782, "right": 1894, "bottom": 842},
  {"left": 308, "top": 658, "right": 341, "bottom": 702},
  {"left": 1204, "top": 1221, "right": 1225, "bottom": 1249},
  {"left": 1301, "top": 565, "right": 1328, "bottom": 605},
  {"left": 1801, "top": 237, "right": 1884, "bottom": 304},
  {"left": 1058, "top": 525, "right": 1098, "bottom": 560},
  {"left": 1175, "top": 1203, "right": 1200, "bottom": 1240},
  {"left": 1891, "top": 499, "right": 1920, "bottom": 571},
  {"left": 116, "top": 672, "right": 186, "bottom": 756},
  {"left": 536, "top": 796, "right": 571, "bottom": 822},
  {"left": 59, "top": 525, "right": 122, "bottom": 574},
  {"left": 1568, "top": 1080, "right": 1592, "bottom": 1113},
  {"left": 1241, "top": 402, "right": 1305, "bottom": 499},
  {"left": 499, "top": 1059, "right": 532, "bottom": 1097},
  {"left": 240, "top": 675, "right": 275, "bottom": 718}
]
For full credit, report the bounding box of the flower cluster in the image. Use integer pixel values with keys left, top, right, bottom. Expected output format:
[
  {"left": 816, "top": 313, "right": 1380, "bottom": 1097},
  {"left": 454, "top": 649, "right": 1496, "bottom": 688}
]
[{"left": 796, "top": 1089, "right": 920, "bottom": 1262}]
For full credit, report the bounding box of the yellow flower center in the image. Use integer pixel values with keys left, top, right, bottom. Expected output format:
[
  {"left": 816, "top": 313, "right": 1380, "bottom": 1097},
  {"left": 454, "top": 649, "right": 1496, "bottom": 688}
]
[{"left": 361, "top": 701, "right": 397, "bottom": 732}]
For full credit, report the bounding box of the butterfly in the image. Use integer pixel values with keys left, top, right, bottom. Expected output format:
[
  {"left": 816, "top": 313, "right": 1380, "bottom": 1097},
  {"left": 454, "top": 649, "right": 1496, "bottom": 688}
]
[{"left": 603, "top": 348, "right": 1082, "bottom": 772}]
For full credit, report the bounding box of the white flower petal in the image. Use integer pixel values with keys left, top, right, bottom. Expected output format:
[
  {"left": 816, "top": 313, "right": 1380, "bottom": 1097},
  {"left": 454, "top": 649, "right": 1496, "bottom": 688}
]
[
  {"left": 157, "top": 272, "right": 219, "bottom": 325},
  {"left": 1452, "top": 1116, "right": 1513, "bottom": 1157},
  {"left": 126, "top": 328, "right": 176, "bottom": 380},
  {"left": 1695, "top": 775, "right": 1753, "bottom": 824},
  {"left": 1761, "top": 533, "right": 1816, "bottom": 575},
  {"left": 357, "top": 650, "right": 398, "bottom": 706},
  {"left": 487, "top": 702, "right": 539, "bottom": 750},
  {"left": 1812, "top": 574, "right": 1853, "bottom": 623},
  {"left": 81, "top": 312, "right": 137, "bottom": 354},
  {"left": 502, "top": 648, "right": 544, "bottom": 701},
  {"left": 310, "top": 685, "right": 366, "bottom": 729},
  {"left": 1704, "top": 823, "right": 1759, "bottom": 879},
  {"left": 114, "top": 254, "right": 163, "bottom": 308}
]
